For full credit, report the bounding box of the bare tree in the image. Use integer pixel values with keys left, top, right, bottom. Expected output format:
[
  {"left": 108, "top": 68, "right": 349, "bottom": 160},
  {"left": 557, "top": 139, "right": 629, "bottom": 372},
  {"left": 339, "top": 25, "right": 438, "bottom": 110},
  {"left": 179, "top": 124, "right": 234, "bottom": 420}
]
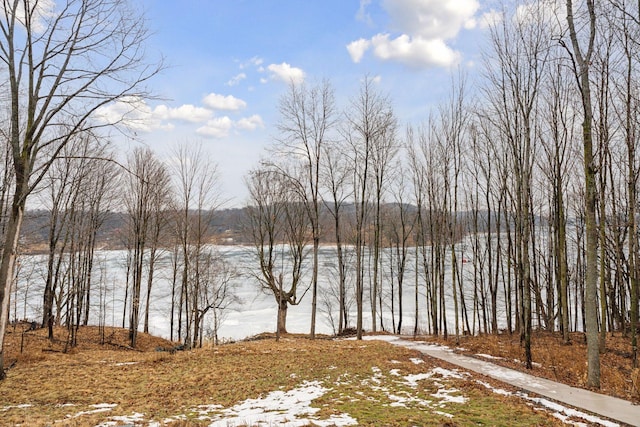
[
  {"left": 196, "top": 251, "right": 239, "bottom": 346},
  {"left": 274, "top": 80, "right": 336, "bottom": 338},
  {"left": 170, "top": 143, "right": 220, "bottom": 349},
  {"left": 482, "top": 3, "right": 552, "bottom": 368},
  {"left": 0, "top": 0, "right": 159, "bottom": 379},
  {"left": 564, "top": 0, "right": 601, "bottom": 387},
  {"left": 607, "top": 0, "right": 640, "bottom": 367},
  {"left": 538, "top": 58, "right": 578, "bottom": 344},
  {"left": 369, "top": 98, "right": 399, "bottom": 334},
  {"left": 384, "top": 169, "right": 415, "bottom": 334},
  {"left": 33, "top": 130, "right": 116, "bottom": 347},
  {"left": 344, "top": 75, "right": 396, "bottom": 339},
  {"left": 123, "top": 147, "right": 169, "bottom": 348},
  {"left": 406, "top": 129, "right": 427, "bottom": 336},
  {"left": 245, "top": 166, "right": 310, "bottom": 336},
  {"left": 321, "top": 141, "right": 352, "bottom": 334}
]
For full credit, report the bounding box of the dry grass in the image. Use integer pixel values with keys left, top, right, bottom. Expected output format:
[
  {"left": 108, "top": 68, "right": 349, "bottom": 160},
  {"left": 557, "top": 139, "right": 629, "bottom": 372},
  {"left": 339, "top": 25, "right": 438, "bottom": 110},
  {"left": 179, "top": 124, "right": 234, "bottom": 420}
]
[
  {"left": 5, "top": 323, "right": 175, "bottom": 359},
  {"left": 0, "top": 326, "right": 564, "bottom": 426},
  {"left": 421, "top": 330, "right": 640, "bottom": 403}
]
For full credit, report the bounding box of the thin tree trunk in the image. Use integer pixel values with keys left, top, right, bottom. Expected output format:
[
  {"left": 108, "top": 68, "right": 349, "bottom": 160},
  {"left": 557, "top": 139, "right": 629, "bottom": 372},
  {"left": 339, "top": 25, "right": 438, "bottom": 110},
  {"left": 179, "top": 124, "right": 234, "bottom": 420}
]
[{"left": 0, "top": 192, "right": 26, "bottom": 380}]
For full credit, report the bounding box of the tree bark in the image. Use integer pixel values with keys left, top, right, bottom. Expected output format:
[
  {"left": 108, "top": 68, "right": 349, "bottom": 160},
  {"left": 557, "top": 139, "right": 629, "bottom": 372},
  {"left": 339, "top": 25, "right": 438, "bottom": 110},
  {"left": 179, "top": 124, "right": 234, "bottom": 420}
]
[
  {"left": 566, "top": 0, "right": 600, "bottom": 388},
  {"left": 0, "top": 189, "right": 26, "bottom": 379}
]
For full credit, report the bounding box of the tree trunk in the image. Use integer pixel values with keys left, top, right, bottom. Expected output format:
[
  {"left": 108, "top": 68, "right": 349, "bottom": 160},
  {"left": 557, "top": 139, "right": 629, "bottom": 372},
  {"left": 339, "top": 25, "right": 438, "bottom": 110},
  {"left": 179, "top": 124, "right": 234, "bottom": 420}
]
[
  {"left": 0, "top": 191, "right": 26, "bottom": 380},
  {"left": 144, "top": 246, "right": 157, "bottom": 334},
  {"left": 277, "top": 298, "right": 288, "bottom": 334},
  {"left": 310, "top": 234, "right": 318, "bottom": 339},
  {"left": 566, "top": 0, "right": 600, "bottom": 389}
]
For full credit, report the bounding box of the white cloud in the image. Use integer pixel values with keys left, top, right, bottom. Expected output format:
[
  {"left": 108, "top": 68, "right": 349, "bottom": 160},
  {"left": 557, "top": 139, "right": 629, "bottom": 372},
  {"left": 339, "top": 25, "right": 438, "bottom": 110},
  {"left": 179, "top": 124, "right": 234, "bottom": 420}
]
[
  {"left": 95, "top": 97, "right": 217, "bottom": 132},
  {"left": 240, "top": 56, "right": 264, "bottom": 70},
  {"left": 464, "top": 18, "right": 477, "bottom": 30},
  {"left": 370, "top": 33, "right": 460, "bottom": 68},
  {"left": 202, "top": 93, "right": 247, "bottom": 111},
  {"left": 356, "top": 0, "right": 373, "bottom": 24},
  {"left": 227, "top": 73, "right": 247, "bottom": 86},
  {"left": 347, "top": 0, "right": 481, "bottom": 69},
  {"left": 266, "top": 63, "right": 305, "bottom": 84},
  {"left": 153, "top": 104, "right": 212, "bottom": 123},
  {"left": 94, "top": 96, "right": 158, "bottom": 132},
  {"left": 347, "top": 38, "right": 371, "bottom": 63},
  {"left": 478, "top": 10, "right": 503, "bottom": 29},
  {"left": 196, "top": 116, "right": 234, "bottom": 138},
  {"left": 236, "top": 115, "right": 264, "bottom": 130},
  {"left": 95, "top": 95, "right": 261, "bottom": 139},
  {"left": 383, "top": 0, "right": 479, "bottom": 40},
  {"left": 196, "top": 114, "right": 264, "bottom": 138}
]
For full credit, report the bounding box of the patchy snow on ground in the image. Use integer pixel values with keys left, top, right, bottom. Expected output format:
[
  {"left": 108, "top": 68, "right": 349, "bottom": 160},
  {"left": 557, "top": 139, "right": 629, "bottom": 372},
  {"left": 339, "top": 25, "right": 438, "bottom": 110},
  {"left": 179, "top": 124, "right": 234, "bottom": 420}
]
[
  {"left": 476, "top": 353, "right": 504, "bottom": 360},
  {"left": 403, "top": 372, "right": 435, "bottom": 388},
  {"left": 387, "top": 392, "right": 433, "bottom": 408},
  {"left": 363, "top": 364, "right": 470, "bottom": 412},
  {"left": 431, "top": 386, "right": 468, "bottom": 405},
  {"left": 95, "top": 412, "right": 145, "bottom": 427},
  {"left": 1, "top": 404, "right": 32, "bottom": 412},
  {"left": 68, "top": 403, "right": 117, "bottom": 419},
  {"left": 477, "top": 379, "right": 620, "bottom": 427},
  {"left": 192, "top": 380, "right": 358, "bottom": 427},
  {"left": 433, "top": 410, "right": 454, "bottom": 418}
]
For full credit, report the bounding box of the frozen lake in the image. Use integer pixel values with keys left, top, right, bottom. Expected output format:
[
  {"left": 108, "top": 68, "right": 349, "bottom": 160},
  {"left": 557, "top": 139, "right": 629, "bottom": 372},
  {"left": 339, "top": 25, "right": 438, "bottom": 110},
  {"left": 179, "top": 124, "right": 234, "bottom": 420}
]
[
  {"left": 11, "top": 240, "right": 519, "bottom": 342},
  {"left": 13, "top": 245, "right": 442, "bottom": 342}
]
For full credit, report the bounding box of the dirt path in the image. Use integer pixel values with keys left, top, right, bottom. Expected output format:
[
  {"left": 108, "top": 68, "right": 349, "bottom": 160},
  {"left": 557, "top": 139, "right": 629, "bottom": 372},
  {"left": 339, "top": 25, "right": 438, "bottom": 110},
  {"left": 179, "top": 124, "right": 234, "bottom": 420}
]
[{"left": 366, "top": 335, "right": 640, "bottom": 427}]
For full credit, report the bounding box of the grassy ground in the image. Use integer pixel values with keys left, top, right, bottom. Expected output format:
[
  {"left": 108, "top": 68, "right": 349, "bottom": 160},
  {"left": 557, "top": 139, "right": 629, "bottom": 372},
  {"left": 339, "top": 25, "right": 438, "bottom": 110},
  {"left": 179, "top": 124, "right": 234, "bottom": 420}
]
[
  {"left": 0, "top": 326, "right": 565, "bottom": 426},
  {"left": 422, "top": 330, "right": 640, "bottom": 403}
]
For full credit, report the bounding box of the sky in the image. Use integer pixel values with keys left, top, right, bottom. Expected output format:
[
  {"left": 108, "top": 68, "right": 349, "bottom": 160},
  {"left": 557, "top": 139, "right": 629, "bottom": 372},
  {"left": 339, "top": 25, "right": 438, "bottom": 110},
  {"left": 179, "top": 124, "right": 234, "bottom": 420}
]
[{"left": 102, "top": 0, "right": 502, "bottom": 207}]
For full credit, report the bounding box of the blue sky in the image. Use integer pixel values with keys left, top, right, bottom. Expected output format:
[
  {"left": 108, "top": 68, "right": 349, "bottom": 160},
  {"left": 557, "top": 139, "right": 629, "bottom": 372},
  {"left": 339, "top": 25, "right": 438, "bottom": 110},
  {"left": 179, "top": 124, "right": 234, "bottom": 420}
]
[{"left": 101, "top": 0, "right": 500, "bottom": 207}]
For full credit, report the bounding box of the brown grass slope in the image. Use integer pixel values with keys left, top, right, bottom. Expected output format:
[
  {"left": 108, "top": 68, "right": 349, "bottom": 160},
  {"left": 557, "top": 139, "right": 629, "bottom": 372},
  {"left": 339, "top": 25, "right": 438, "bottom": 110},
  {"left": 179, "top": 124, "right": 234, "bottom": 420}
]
[{"left": 0, "top": 326, "right": 568, "bottom": 427}]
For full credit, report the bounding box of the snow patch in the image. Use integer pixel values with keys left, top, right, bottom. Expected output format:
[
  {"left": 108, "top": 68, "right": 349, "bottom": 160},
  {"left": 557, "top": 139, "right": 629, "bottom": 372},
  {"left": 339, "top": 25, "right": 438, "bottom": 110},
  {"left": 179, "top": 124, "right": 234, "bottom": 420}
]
[
  {"left": 434, "top": 410, "right": 454, "bottom": 418},
  {"left": 190, "top": 381, "right": 357, "bottom": 427},
  {"left": 476, "top": 380, "right": 511, "bottom": 396},
  {"left": 1, "top": 404, "right": 32, "bottom": 411},
  {"left": 404, "top": 372, "right": 433, "bottom": 388},
  {"left": 95, "top": 412, "right": 145, "bottom": 426},
  {"left": 431, "top": 387, "right": 468, "bottom": 404},
  {"left": 69, "top": 403, "right": 117, "bottom": 418},
  {"left": 524, "top": 396, "right": 619, "bottom": 427},
  {"left": 476, "top": 353, "right": 503, "bottom": 360},
  {"left": 431, "top": 367, "right": 468, "bottom": 380},
  {"left": 476, "top": 380, "right": 619, "bottom": 427},
  {"left": 387, "top": 392, "right": 432, "bottom": 408}
]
